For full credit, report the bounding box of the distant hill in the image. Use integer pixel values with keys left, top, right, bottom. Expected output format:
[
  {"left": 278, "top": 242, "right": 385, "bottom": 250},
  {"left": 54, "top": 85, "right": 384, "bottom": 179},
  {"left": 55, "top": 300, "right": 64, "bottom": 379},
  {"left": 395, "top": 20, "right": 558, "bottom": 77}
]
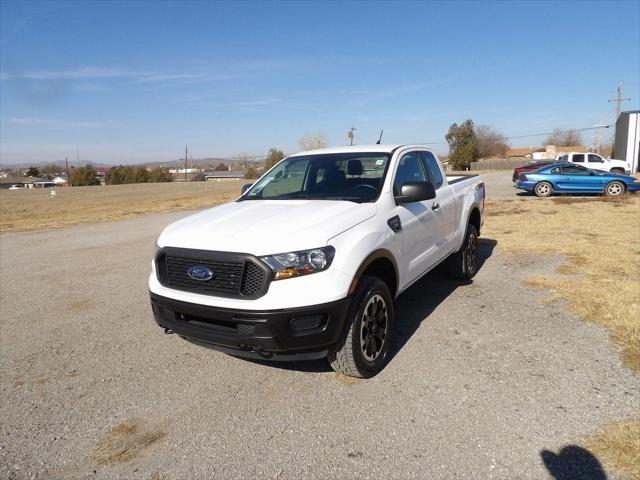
[{"left": 0, "top": 157, "right": 265, "bottom": 170}]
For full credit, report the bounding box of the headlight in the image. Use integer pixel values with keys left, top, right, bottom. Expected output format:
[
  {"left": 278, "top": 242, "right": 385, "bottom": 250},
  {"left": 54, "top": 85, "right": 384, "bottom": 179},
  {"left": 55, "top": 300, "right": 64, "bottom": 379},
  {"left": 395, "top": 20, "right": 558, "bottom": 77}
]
[{"left": 260, "top": 246, "right": 335, "bottom": 280}]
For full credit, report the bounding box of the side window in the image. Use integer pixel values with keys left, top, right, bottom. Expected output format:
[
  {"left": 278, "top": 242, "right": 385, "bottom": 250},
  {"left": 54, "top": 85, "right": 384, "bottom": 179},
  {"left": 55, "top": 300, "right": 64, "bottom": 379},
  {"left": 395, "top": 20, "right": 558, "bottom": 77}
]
[
  {"left": 572, "top": 154, "right": 585, "bottom": 163},
  {"left": 562, "top": 165, "right": 589, "bottom": 175},
  {"left": 550, "top": 167, "right": 561, "bottom": 174},
  {"left": 588, "top": 154, "right": 604, "bottom": 163},
  {"left": 393, "top": 152, "right": 427, "bottom": 195},
  {"left": 419, "top": 151, "right": 444, "bottom": 189}
]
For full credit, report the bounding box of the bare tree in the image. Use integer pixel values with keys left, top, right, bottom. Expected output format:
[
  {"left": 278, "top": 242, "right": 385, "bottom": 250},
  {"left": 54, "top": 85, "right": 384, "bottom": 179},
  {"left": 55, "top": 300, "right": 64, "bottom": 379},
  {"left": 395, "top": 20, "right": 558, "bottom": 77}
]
[
  {"left": 475, "top": 125, "right": 509, "bottom": 158},
  {"left": 545, "top": 128, "right": 583, "bottom": 147},
  {"left": 233, "top": 153, "right": 251, "bottom": 168},
  {"left": 298, "top": 131, "right": 328, "bottom": 151},
  {"left": 40, "top": 163, "right": 62, "bottom": 177}
]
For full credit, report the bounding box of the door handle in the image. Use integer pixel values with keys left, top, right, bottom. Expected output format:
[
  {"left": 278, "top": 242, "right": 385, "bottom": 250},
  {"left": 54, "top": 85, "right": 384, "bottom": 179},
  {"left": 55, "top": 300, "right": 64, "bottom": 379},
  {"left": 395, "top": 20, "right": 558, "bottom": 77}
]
[{"left": 431, "top": 203, "right": 440, "bottom": 211}]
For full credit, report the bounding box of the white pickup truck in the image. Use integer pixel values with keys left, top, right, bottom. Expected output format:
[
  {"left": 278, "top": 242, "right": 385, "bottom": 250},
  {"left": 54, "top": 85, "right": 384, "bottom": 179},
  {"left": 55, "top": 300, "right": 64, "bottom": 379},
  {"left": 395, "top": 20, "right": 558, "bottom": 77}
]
[
  {"left": 150, "top": 144, "right": 485, "bottom": 378},
  {"left": 557, "top": 152, "right": 631, "bottom": 175}
]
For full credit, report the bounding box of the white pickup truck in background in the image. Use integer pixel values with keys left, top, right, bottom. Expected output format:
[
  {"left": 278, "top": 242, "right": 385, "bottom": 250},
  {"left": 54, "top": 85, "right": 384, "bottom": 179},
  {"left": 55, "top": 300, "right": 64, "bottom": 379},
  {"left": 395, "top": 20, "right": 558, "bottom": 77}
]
[
  {"left": 557, "top": 152, "right": 631, "bottom": 175},
  {"left": 150, "top": 144, "right": 485, "bottom": 378}
]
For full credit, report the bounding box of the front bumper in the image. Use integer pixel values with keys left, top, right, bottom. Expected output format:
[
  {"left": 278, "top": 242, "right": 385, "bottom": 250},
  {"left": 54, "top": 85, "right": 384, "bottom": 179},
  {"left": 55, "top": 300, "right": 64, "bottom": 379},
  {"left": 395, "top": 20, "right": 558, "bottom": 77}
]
[{"left": 150, "top": 292, "right": 350, "bottom": 360}]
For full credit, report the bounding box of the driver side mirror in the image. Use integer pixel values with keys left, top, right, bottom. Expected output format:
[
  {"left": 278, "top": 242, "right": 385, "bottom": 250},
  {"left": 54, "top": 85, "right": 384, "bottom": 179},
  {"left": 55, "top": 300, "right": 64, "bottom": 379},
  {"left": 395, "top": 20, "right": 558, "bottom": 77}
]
[
  {"left": 241, "top": 183, "right": 253, "bottom": 194},
  {"left": 395, "top": 181, "right": 436, "bottom": 204}
]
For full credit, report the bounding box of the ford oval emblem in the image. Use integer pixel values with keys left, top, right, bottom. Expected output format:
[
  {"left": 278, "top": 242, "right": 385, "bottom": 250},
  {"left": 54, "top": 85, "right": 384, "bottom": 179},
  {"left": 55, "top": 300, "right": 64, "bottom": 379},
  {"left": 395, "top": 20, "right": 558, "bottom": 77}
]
[{"left": 187, "top": 265, "right": 214, "bottom": 281}]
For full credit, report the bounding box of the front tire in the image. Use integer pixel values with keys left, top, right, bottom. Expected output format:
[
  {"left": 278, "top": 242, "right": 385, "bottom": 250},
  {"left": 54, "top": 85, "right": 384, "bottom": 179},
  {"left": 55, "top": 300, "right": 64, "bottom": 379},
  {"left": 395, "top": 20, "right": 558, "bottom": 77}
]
[
  {"left": 447, "top": 224, "right": 479, "bottom": 280},
  {"left": 328, "top": 276, "right": 394, "bottom": 378},
  {"left": 605, "top": 181, "right": 625, "bottom": 197},
  {"left": 534, "top": 181, "right": 553, "bottom": 197}
]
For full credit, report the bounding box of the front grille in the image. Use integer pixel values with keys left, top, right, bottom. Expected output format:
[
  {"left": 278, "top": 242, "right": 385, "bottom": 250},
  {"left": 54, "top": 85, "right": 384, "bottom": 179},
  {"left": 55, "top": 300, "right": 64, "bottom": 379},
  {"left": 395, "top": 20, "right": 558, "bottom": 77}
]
[
  {"left": 242, "top": 262, "right": 265, "bottom": 296},
  {"left": 156, "top": 247, "right": 271, "bottom": 299}
]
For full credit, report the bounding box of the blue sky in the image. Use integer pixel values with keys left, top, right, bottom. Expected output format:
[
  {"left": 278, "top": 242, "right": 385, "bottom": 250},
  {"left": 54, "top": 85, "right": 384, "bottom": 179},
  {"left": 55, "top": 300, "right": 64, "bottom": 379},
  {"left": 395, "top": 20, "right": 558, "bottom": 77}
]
[{"left": 1, "top": 0, "right": 638, "bottom": 165}]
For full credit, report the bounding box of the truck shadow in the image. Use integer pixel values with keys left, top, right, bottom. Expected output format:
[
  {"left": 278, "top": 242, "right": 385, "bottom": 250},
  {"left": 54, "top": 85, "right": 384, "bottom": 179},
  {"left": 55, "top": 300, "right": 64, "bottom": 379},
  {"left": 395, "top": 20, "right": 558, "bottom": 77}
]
[
  {"left": 541, "top": 445, "right": 607, "bottom": 480},
  {"left": 387, "top": 237, "right": 497, "bottom": 365},
  {"left": 243, "top": 238, "right": 497, "bottom": 375}
]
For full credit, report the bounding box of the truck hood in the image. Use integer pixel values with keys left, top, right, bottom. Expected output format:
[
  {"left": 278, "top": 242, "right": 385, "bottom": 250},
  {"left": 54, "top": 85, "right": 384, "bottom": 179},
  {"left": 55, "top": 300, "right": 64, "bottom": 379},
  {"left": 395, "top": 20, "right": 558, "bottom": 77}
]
[{"left": 158, "top": 200, "right": 377, "bottom": 255}]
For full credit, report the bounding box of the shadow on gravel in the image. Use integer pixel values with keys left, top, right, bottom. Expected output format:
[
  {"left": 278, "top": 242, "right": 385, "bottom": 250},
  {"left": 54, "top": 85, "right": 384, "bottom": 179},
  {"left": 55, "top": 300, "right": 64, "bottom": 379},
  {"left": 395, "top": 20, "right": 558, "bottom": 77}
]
[
  {"left": 243, "top": 238, "right": 497, "bottom": 375},
  {"left": 541, "top": 445, "right": 607, "bottom": 480},
  {"left": 387, "top": 237, "right": 497, "bottom": 364}
]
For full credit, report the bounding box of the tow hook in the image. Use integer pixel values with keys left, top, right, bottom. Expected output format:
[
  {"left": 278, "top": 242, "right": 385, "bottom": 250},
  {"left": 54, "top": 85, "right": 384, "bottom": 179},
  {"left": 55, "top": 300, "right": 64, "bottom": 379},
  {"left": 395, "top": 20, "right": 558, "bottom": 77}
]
[
  {"left": 240, "top": 343, "right": 273, "bottom": 359},
  {"left": 164, "top": 328, "right": 174, "bottom": 335}
]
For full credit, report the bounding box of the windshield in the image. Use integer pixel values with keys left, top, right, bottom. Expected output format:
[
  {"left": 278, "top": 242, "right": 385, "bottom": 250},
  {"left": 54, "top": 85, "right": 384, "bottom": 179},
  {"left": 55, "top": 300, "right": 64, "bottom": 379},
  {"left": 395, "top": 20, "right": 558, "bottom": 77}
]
[{"left": 242, "top": 152, "right": 391, "bottom": 203}]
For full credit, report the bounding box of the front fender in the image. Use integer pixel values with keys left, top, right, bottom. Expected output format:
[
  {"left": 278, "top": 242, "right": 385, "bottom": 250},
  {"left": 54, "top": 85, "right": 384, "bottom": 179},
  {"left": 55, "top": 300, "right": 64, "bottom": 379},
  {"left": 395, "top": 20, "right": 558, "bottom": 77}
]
[{"left": 329, "top": 215, "right": 401, "bottom": 296}]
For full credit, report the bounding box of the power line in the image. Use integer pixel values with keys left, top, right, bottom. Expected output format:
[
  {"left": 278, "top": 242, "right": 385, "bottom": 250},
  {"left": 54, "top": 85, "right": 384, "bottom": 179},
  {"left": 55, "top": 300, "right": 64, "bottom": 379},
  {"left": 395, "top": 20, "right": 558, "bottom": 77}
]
[
  {"left": 187, "top": 124, "right": 616, "bottom": 161},
  {"left": 413, "top": 124, "right": 613, "bottom": 146}
]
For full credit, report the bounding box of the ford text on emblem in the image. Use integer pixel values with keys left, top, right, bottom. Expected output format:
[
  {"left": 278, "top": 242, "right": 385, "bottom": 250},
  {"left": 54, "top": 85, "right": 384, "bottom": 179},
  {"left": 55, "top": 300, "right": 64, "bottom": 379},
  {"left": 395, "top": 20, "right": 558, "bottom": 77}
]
[{"left": 187, "top": 265, "right": 214, "bottom": 281}]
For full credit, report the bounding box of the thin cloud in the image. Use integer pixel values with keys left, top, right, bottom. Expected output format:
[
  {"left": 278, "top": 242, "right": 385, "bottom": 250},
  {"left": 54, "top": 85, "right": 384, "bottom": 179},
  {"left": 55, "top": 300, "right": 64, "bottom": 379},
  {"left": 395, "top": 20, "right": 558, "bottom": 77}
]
[
  {"left": 0, "top": 66, "right": 130, "bottom": 81},
  {"left": 230, "top": 97, "right": 281, "bottom": 107},
  {"left": 350, "top": 75, "right": 465, "bottom": 106},
  {"left": 74, "top": 82, "right": 107, "bottom": 92},
  {"left": 0, "top": 62, "right": 281, "bottom": 87},
  {"left": 1, "top": 117, "right": 104, "bottom": 128}
]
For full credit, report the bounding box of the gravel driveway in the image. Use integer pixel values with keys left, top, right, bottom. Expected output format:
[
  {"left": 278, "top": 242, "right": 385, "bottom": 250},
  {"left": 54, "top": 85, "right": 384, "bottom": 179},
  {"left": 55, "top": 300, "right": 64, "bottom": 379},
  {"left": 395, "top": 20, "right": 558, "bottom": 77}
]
[
  {"left": 473, "top": 171, "right": 519, "bottom": 200},
  {"left": 1, "top": 211, "right": 637, "bottom": 480}
]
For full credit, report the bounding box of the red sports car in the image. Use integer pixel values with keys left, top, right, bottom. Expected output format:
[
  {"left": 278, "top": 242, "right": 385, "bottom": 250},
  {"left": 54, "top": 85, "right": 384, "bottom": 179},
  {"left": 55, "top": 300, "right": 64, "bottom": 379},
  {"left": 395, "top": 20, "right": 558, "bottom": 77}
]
[{"left": 512, "top": 161, "right": 555, "bottom": 182}]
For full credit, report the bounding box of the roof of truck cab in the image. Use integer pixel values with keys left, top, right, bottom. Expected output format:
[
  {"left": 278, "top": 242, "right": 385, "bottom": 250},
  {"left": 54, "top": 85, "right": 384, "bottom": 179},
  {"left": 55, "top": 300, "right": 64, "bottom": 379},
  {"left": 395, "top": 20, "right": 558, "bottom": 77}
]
[{"left": 288, "top": 144, "right": 431, "bottom": 156}]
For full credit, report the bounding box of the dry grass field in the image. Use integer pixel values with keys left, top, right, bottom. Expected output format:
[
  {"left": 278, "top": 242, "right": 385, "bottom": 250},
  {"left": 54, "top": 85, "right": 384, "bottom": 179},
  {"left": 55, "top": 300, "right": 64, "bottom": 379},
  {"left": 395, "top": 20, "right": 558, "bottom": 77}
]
[
  {"left": 484, "top": 195, "right": 640, "bottom": 479},
  {"left": 0, "top": 181, "right": 243, "bottom": 232},
  {"left": 586, "top": 419, "right": 640, "bottom": 480},
  {"left": 484, "top": 195, "right": 640, "bottom": 371}
]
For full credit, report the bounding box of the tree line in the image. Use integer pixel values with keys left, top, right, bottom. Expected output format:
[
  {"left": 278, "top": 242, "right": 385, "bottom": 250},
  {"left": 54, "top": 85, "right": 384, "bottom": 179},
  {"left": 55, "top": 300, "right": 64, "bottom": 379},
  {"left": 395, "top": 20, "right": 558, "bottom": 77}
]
[
  {"left": 446, "top": 121, "right": 585, "bottom": 170},
  {"left": 65, "top": 165, "right": 174, "bottom": 186},
  {"left": 106, "top": 165, "right": 173, "bottom": 184}
]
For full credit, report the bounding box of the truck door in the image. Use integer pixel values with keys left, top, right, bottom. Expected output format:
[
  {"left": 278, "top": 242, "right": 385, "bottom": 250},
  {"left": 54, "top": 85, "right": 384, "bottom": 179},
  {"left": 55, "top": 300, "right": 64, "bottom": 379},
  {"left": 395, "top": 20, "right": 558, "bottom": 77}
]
[
  {"left": 587, "top": 153, "right": 607, "bottom": 172},
  {"left": 391, "top": 151, "right": 443, "bottom": 285},
  {"left": 419, "top": 151, "right": 456, "bottom": 253}
]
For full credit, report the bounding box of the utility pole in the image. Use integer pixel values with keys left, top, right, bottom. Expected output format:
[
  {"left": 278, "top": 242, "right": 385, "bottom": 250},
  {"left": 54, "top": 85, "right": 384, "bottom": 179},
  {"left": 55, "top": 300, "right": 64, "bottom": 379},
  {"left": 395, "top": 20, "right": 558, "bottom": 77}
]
[
  {"left": 65, "top": 157, "right": 71, "bottom": 187},
  {"left": 184, "top": 144, "right": 188, "bottom": 183},
  {"left": 593, "top": 115, "right": 607, "bottom": 154},
  {"left": 347, "top": 126, "right": 356, "bottom": 146},
  {"left": 608, "top": 81, "right": 631, "bottom": 120},
  {"left": 76, "top": 148, "right": 80, "bottom": 166}
]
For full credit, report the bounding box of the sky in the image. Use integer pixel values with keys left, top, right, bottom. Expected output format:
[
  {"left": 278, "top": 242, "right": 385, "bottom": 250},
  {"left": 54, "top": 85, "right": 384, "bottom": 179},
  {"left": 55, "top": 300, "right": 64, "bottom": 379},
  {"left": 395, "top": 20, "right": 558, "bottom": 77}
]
[{"left": 0, "top": 0, "right": 639, "bottom": 165}]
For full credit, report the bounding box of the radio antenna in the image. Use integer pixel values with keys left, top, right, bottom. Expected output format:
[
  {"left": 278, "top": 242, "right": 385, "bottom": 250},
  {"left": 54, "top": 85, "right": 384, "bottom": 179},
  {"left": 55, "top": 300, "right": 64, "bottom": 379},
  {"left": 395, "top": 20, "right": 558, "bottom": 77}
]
[{"left": 376, "top": 129, "right": 384, "bottom": 144}]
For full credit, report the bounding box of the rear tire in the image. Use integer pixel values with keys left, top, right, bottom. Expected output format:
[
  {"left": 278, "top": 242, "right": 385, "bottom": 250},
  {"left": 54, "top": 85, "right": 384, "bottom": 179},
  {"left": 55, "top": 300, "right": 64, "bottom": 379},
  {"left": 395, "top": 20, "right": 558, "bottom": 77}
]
[
  {"left": 328, "top": 276, "right": 394, "bottom": 378},
  {"left": 605, "top": 181, "right": 625, "bottom": 197},
  {"left": 447, "top": 224, "right": 479, "bottom": 281},
  {"left": 534, "top": 181, "right": 553, "bottom": 197}
]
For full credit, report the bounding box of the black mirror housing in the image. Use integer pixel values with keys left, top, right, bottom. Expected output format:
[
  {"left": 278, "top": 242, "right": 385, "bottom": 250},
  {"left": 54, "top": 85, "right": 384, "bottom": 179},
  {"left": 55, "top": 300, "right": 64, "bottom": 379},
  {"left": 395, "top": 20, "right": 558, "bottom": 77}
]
[
  {"left": 395, "top": 181, "right": 436, "bottom": 204},
  {"left": 241, "top": 183, "right": 253, "bottom": 195}
]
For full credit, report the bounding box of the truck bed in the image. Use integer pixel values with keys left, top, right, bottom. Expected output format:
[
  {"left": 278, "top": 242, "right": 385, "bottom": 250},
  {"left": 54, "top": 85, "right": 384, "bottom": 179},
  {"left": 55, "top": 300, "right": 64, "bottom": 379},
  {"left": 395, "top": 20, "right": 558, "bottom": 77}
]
[{"left": 446, "top": 174, "right": 479, "bottom": 185}]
